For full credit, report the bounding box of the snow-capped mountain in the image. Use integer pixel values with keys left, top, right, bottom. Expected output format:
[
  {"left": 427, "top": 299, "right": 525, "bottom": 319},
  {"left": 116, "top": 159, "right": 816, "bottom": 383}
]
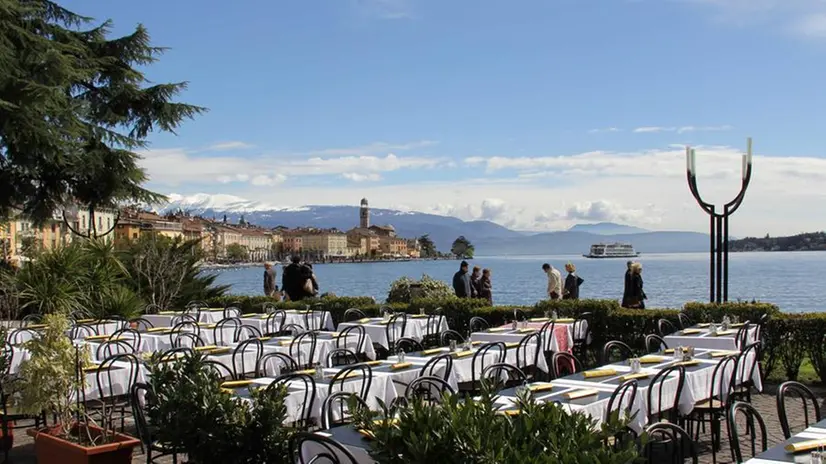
[{"left": 164, "top": 193, "right": 309, "bottom": 213}]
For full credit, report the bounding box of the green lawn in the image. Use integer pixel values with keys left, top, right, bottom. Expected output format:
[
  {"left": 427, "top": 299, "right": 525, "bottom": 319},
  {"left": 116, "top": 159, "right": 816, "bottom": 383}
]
[{"left": 766, "top": 358, "right": 821, "bottom": 385}]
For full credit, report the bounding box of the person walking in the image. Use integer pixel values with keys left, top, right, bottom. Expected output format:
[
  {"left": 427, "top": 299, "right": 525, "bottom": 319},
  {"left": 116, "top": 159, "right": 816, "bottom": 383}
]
[
  {"left": 281, "top": 256, "right": 303, "bottom": 301},
  {"left": 301, "top": 262, "right": 319, "bottom": 298},
  {"left": 479, "top": 268, "right": 493, "bottom": 304},
  {"left": 470, "top": 266, "right": 482, "bottom": 298},
  {"left": 453, "top": 260, "right": 472, "bottom": 298},
  {"left": 563, "top": 263, "right": 583, "bottom": 300},
  {"left": 627, "top": 262, "right": 647, "bottom": 309},
  {"left": 263, "top": 262, "right": 277, "bottom": 297},
  {"left": 621, "top": 260, "right": 634, "bottom": 308},
  {"left": 542, "top": 263, "right": 562, "bottom": 300}
]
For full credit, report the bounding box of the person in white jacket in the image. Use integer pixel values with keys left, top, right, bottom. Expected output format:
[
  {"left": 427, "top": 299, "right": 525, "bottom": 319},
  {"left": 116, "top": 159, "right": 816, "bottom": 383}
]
[{"left": 542, "top": 263, "right": 562, "bottom": 300}]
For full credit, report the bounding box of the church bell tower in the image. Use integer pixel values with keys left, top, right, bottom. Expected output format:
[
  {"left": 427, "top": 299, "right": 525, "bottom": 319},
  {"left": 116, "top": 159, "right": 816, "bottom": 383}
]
[{"left": 359, "top": 198, "right": 370, "bottom": 228}]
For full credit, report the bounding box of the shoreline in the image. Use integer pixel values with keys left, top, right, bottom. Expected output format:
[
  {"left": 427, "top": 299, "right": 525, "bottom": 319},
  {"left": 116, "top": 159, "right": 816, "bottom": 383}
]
[{"left": 199, "top": 256, "right": 461, "bottom": 270}]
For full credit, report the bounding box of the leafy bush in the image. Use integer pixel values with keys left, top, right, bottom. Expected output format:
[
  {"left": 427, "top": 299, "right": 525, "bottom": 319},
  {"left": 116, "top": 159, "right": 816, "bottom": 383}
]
[
  {"left": 682, "top": 301, "right": 779, "bottom": 325},
  {"left": 146, "top": 352, "right": 294, "bottom": 463},
  {"left": 353, "top": 388, "right": 638, "bottom": 463},
  {"left": 386, "top": 274, "right": 453, "bottom": 303}
]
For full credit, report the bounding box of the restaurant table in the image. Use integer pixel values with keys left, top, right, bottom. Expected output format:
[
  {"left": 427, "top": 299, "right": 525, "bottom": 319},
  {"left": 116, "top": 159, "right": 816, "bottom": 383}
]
[
  {"left": 664, "top": 324, "right": 758, "bottom": 352},
  {"left": 7, "top": 346, "right": 31, "bottom": 374},
  {"left": 470, "top": 321, "right": 574, "bottom": 355},
  {"left": 142, "top": 308, "right": 226, "bottom": 327},
  {"left": 745, "top": 419, "right": 826, "bottom": 463},
  {"left": 78, "top": 359, "right": 147, "bottom": 402},
  {"left": 304, "top": 427, "right": 376, "bottom": 464},
  {"left": 337, "top": 316, "right": 448, "bottom": 350},
  {"left": 237, "top": 309, "right": 335, "bottom": 333}
]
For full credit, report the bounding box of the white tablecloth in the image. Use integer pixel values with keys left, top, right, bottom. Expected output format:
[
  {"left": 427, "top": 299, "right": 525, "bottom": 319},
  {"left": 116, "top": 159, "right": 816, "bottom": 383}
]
[
  {"left": 337, "top": 316, "right": 448, "bottom": 350},
  {"left": 664, "top": 326, "right": 758, "bottom": 351},
  {"left": 471, "top": 324, "right": 574, "bottom": 355},
  {"left": 142, "top": 309, "right": 225, "bottom": 327},
  {"left": 238, "top": 310, "right": 335, "bottom": 333}
]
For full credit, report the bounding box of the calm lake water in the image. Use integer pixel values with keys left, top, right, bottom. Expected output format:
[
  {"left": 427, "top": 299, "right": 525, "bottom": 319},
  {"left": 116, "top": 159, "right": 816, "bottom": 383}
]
[{"left": 209, "top": 252, "right": 826, "bottom": 313}]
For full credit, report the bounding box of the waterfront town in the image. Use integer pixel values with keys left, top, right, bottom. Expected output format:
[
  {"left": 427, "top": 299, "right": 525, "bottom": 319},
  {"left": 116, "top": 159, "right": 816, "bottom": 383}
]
[{"left": 0, "top": 198, "right": 421, "bottom": 264}]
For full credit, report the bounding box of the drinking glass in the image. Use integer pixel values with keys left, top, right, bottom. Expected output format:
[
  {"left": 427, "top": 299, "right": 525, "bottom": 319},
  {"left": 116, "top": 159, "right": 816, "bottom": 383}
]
[
  {"left": 449, "top": 340, "right": 457, "bottom": 352},
  {"left": 397, "top": 349, "right": 406, "bottom": 364}
]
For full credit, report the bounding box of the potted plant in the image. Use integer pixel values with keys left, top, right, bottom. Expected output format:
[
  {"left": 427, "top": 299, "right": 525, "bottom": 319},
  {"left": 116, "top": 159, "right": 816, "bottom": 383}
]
[{"left": 17, "top": 313, "right": 140, "bottom": 464}]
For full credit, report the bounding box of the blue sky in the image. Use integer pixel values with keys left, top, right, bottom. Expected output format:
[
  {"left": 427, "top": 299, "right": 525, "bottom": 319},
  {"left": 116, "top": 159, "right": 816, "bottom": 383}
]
[{"left": 63, "top": 0, "right": 826, "bottom": 235}]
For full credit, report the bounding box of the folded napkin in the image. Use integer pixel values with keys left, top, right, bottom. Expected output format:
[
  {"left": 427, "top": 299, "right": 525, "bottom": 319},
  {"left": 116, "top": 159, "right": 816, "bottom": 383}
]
[
  {"left": 785, "top": 439, "right": 826, "bottom": 453},
  {"left": 199, "top": 324, "right": 217, "bottom": 329},
  {"left": 555, "top": 318, "right": 575, "bottom": 323},
  {"left": 709, "top": 350, "right": 740, "bottom": 358},
  {"left": 583, "top": 369, "right": 617, "bottom": 378},
  {"left": 529, "top": 317, "right": 549, "bottom": 323},
  {"left": 681, "top": 329, "right": 703, "bottom": 335},
  {"left": 256, "top": 336, "right": 272, "bottom": 341},
  {"left": 471, "top": 341, "right": 482, "bottom": 346},
  {"left": 194, "top": 345, "right": 219, "bottom": 351},
  {"left": 452, "top": 350, "right": 474, "bottom": 359},
  {"left": 295, "top": 369, "right": 316, "bottom": 375},
  {"left": 357, "top": 317, "right": 372, "bottom": 323},
  {"left": 487, "top": 327, "right": 508, "bottom": 333},
  {"left": 147, "top": 327, "right": 171, "bottom": 333},
  {"left": 329, "top": 332, "right": 341, "bottom": 337},
  {"left": 241, "top": 313, "right": 257, "bottom": 318},
  {"left": 696, "top": 323, "right": 711, "bottom": 328},
  {"left": 373, "top": 418, "right": 399, "bottom": 426},
  {"left": 502, "top": 409, "right": 522, "bottom": 416},
  {"left": 83, "top": 364, "right": 102, "bottom": 372},
  {"left": 639, "top": 355, "right": 666, "bottom": 364},
  {"left": 363, "top": 360, "right": 384, "bottom": 366},
  {"left": 517, "top": 328, "right": 536, "bottom": 334},
  {"left": 621, "top": 373, "right": 649, "bottom": 381},
  {"left": 279, "top": 340, "right": 292, "bottom": 346},
  {"left": 505, "top": 342, "right": 520, "bottom": 349},
  {"left": 358, "top": 429, "right": 375, "bottom": 440},
  {"left": 674, "top": 360, "right": 700, "bottom": 367},
  {"left": 730, "top": 323, "right": 745, "bottom": 328},
  {"left": 528, "top": 383, "right": 554, "bottom": 392},
  {"left": 713, "top": 329, "right": 737, "bottom": 336},
  {"left": 207, "top": 308, "right": 224, "bottom": 312},
  {"left": 421, "top": 348, "right": 445, "bottom": 356},
  {"left": 221, "top": 380, "right": 253, "bottom": 388},
  {"left": 565, "top": 388, "right": 599, "bottom": 400},
  {"left": 410, "top": 314, "right": 429, "bottom": 319},
  {"left": 220, "top": 388, "right": 235, "bottom": 394},
  {"left": 206, "top": 347, "right": 232, "bottom": 355},
  {"left": 75, "top": 318, "right": 96, "bottom": 323},
  {"left": 158, "top": 311, "right": 179, "bottom": 315},
  {"left": 84, "top": 334, "right": 109, "bottom": 341},
  {"left": 337, "top": 372, "right": 361, "bottom": 380},
  {"left": 663, "top": 349, "right": 675, "bottom": 354},
  {"left": 391, "top": 362, "right": 413, "bottom": 370}
]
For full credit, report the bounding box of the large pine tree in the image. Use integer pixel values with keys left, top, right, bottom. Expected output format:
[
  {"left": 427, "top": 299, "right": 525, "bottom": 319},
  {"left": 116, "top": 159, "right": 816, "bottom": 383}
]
[{"left": 0, "top": 0, "right": 204, "bottom": 227}]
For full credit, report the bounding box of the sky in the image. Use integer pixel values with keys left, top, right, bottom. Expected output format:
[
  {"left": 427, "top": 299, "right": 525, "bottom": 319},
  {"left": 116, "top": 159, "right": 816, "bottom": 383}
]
[{"left": 62, "top": 0, "right": 826, "bottom": 236}]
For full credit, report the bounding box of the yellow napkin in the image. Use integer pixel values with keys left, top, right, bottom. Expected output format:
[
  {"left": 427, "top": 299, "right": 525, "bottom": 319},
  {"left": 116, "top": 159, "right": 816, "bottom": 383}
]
[
  {"left": 471, "top": 341, "right": 482, "bottom": 346},
  {"left": 730, "top": 323, "right": 745, "bottom": 328},
  {"left": 675, "top": 360, "right": 701, "bottom": 367},
  {"left": 221, "top": 380, "right": 253, "bottom": 388},
  {"left": 75, "top": 318, "right": 96, "bottom": 323},
  {"left": 338, "top": 371, "right": 361, "bottom": 380},
  {"left": 421, "top": 348, "right": 445, "bottom": 355},
  {"left": 452, "top": 350, "right": 474, "bottom": 359},
  {"left": 257, "top": 336, "right": 272, "bottom": 341},
  {"left": 639, "top": 355, "right": 666, "bottom": 364},
  {"left": 621, "top": 373, "right": 649, "bottom": 381},
  {"left": 583, "top": 369, "right": 617, "bottom": 378},
  {"left": 505, "top": 342, "right": 520, "bottom": 349},
  {"left": 713, "top": 329, "right": 737, "bottom": 336},
  {"left": 364, "top": 360, "right": 384, "bottom": 366},
  {"left": 241, "top": 313, "right": 257, "bottom": 318},
  {"left": 528, "top": 383, "right": 554, "bottom": 392},
  {"left": 565, "top": 388, "right": 599, "bottom": 400},
  {"left": 329, "top": 332, "right": 341, "bottom": 337},
  {"left": 26, "top": 323, "right": 47, "bottom": 329},
  {"left": 709, "top": 351, "right": 739, "bottom": 358},
  {"left": 517, "top": 328, "right": 536, "bottom": 334},
  {"left": 487, "top": 327, "right": 508, "bottom": 333},
  {"left": 502, "top": 409, "right": 522, "bottom": 416},
  {"left": 220, "top": 388, "right": 235, "bottom": 394},
  {"left": 373, "top": 418, "right": 399, "bottom": 426},
  {"left": 295, "top": 369, "right": 316, "bottom": 376},
  {"left": 358, "top": 317, "right": 372, "bottom": 323},
  {"left": 410, "top": 314, "right": 429, "bottom": 319},
  {"left": 147, "top": 327, "right": 171, "bottom": 333},
  {"left": 391, "top": 362, "right": 413, "bottom": 370},
  {"left": 158, "top": 311, "right": 178, "bottom": 315},
  {"left": 696, "top": 323, "right": 711, "bottom": 328},
  {"left": 681, "top": 329, "right": 703, "bottom": 335},
  {"left": 279, "top": 340, "right": 292, "bottom": 346},
  {"left": 194, "top": 345, "right": 219, "bottom": 351},
  {"left": 207, "top": 308, "right": 224, "bottom": 312},
  {"left": 663, "top": 349, "right": 674, "bottom": 354},
  {"left": 785, "top": 439, "right": 826, "bottom": 453},
  {"left": 529, "top": 317, "right": 549, "bottom": 322},
  {"left": 84, "top": 334, "right": 109, "bottom": 341},
  {"left": 206, "top": 347, "right": 232, "bottom": 355},
  {"left": 555, "top": 318, "right": 575, "bottom": 323},
  {"left": 358, "top": 429, "right": 375, "bottom": 440},
  {"left": 83, "top": 364, "right": 102, "bottom": 372}
]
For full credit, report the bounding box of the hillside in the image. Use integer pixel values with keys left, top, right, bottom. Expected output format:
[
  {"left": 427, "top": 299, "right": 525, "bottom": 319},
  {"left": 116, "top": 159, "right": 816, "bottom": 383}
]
[{"left": 729, "top": 232, "right": 826, "bottom": 252}]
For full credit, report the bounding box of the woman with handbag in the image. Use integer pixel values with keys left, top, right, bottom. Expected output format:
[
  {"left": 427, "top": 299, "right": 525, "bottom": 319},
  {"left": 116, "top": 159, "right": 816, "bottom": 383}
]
[{"left": 563, "top": 262, "right": 584, "bottom": 300}]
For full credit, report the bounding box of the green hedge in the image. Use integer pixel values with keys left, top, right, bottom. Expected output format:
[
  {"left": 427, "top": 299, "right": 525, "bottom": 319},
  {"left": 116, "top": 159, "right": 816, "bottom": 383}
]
[{"left": 195, "top": 296, "right": 824, "bottom": 384}]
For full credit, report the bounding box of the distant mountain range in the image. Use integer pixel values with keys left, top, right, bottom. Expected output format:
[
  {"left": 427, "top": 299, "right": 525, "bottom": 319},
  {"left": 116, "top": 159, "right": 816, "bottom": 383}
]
[{"left": 160, "top": 193, "right": 710, "bottom": 254}]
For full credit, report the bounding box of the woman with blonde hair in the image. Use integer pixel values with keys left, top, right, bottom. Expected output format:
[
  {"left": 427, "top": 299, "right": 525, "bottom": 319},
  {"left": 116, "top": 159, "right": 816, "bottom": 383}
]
[
  {"left": 563, "top": 262, "right": 584, "bottom": 300},
  {"left": 627, "top": 262, "right": 647, "bottom": 309}
]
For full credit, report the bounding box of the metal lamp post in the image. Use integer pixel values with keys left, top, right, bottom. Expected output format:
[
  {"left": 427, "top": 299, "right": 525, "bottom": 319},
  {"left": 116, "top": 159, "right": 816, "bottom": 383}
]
[{"left": 686, "top": 138, "right": 753, "bottom": 303}]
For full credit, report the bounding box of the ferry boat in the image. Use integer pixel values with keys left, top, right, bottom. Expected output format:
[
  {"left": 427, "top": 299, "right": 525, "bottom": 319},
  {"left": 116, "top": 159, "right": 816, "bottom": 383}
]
[{"left": 583, "top": 243, "right": 640, "bottom": 259}]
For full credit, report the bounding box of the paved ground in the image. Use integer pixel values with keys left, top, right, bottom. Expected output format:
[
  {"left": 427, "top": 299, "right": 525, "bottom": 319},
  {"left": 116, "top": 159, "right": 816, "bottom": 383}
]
[{"left": 6, "top": 383, "right": 825, "bottom": 463}]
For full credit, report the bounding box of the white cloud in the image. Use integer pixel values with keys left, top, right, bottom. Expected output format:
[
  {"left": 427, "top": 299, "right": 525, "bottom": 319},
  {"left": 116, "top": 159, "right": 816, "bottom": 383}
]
[
  {"left": 633, "top": 125, "right": 733, "bottom": 134},
  {"left": 341, "top": 172, "right": 382, "bottom": 182},
  {"left": 588, "top": 127, "right": 621, "bottom": 134},
  {"left": 139, "top": 141, "right": 444, "bottom": 187},
  {"left": 633, "top": 126, "right": 674, "bottom": 133},
  {"left": 688, "top": 0, "right": 826, "bottom": 39},
  {"left": 207, "top": 141, "right": 255, "bottom": 151}
]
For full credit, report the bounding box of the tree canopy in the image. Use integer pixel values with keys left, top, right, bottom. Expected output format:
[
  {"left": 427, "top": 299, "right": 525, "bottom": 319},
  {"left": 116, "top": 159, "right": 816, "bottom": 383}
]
[
  {"left": 451, "top": 235, "right": 475, "bottom": 259},
  {"left": 417, "top": 234, "right": 436, "bottom": 258},
  {"left": 0, "top": 0, "right": 205, "bottom": 224}
]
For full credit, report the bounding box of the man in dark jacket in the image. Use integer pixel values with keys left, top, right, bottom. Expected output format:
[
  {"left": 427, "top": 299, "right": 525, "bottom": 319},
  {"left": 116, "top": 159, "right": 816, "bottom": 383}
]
[
  {"left": 263, "top": 262, "right": 277, "bottom": 296},
  {"left": 452, "top": 261, "right": 472, "bottom": 298},
  {"left": 281, "top": 255, "right": 304, "bottom": 301},
  {"left": 621, "top": 260, "right": 633, "bottom": 308}
]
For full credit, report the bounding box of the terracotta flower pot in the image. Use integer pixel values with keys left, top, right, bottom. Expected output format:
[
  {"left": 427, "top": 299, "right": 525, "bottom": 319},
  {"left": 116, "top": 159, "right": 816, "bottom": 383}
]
[{"left": 27, "top": 423, "right": 140, "bottom": 464}]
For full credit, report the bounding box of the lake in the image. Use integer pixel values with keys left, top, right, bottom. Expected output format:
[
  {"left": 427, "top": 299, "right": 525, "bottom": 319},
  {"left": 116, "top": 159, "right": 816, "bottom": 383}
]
[{"left": 209, "top": 252, "right": 826, "bottom": 313}]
